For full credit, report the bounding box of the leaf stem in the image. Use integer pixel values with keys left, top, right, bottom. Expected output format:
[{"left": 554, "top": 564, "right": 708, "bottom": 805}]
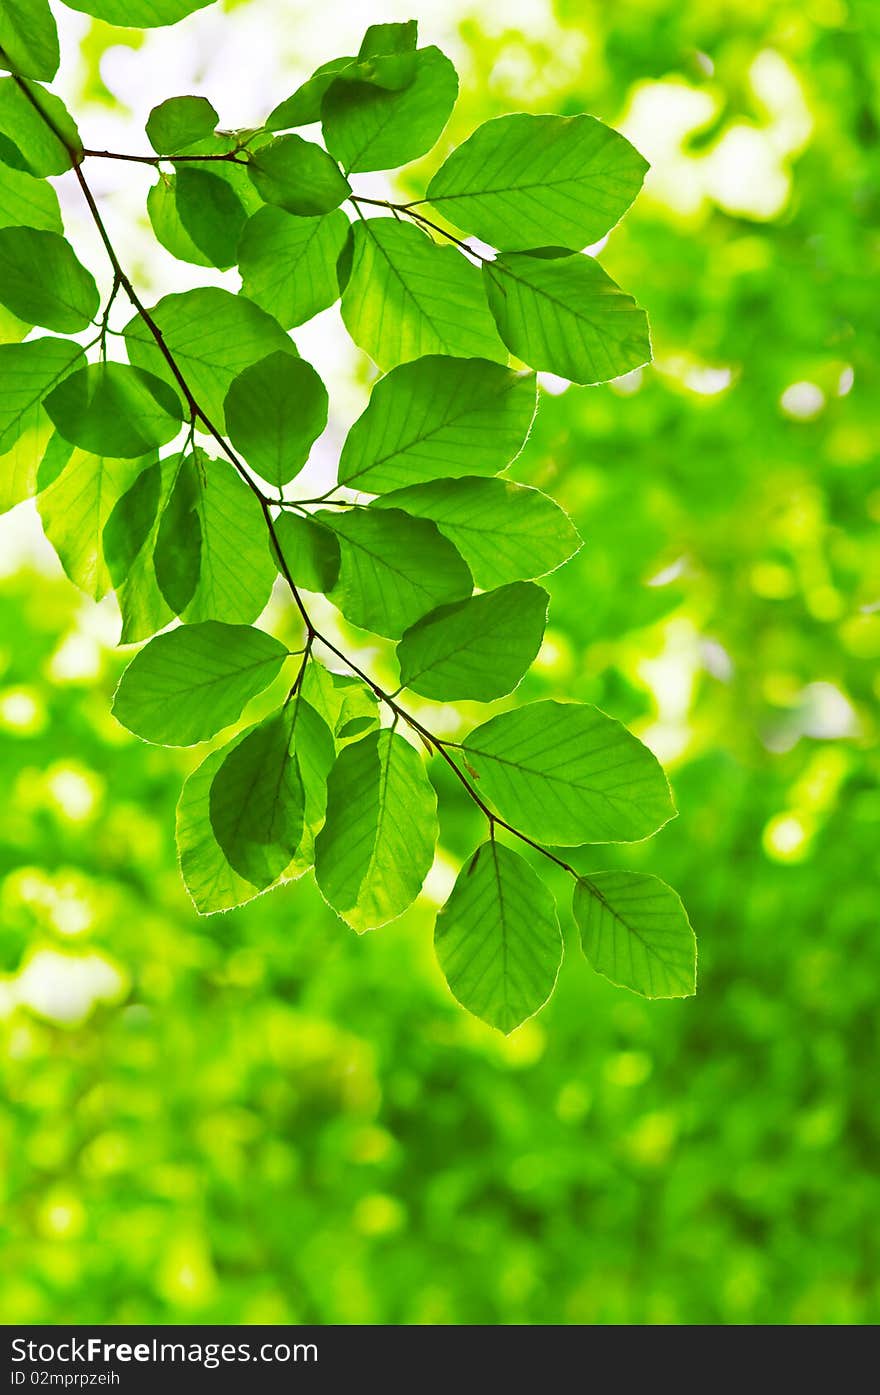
[{"left": 349, "top": 195, "right": 487, "bottom": 262}]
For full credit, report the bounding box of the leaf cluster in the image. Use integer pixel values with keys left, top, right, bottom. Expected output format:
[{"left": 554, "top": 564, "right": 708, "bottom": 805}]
[{"left": 0, "top": 1, "right": 695, "bottom": 1031}]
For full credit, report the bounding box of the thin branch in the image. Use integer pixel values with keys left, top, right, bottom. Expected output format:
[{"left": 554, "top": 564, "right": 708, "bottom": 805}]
[{"left": 81, "top": 147, "right": 249, "bottom": 166}]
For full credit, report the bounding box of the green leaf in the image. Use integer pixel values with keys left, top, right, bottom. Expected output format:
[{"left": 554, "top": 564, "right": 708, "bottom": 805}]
[
  {"left": 267, "top": 38, "right": 418, "bottom": 134},
  {"left": 267, "top": 59, "right": 357, "bottom": 131},
  {"left": 208, "top": 693, "right": 335, "bottom": 885},
  {"left": 61, "top": 0, "right": 213, "bottom": 26},
  {"left": 460, "top": 700, "right": 676, "bottom": 845},
  {"left": 341, "top": 218, "right": 506, "bottom": 371},
  {"left": 0, "top": 339, "right": 84, "bottom": 514},
  {"left": 246, "top": 134, "right": 350, "bottom": 217},
  {"left": 153, "top": 451, "right": 201, "bottom": 614},
  {"left": 318, "top": 506, "right": 472, "bottom": 638},
  {"left": 112, "top": 621, "right": 289, "bottom": 746},
  {"left": 151, "top": 167, "right": 249, "bottom": 270},
  {"left": 0, "top": 0, "right": 59, "bottom": 82},
  {"left": 375, "top": 477, "right": 582, "bottom": 588},
  {"left": 315, "top": 729, "right": 438, "bottom": 931},
  {"left": 0, "top": 227, "right": 98, "bottom": 332},
  {"left": 124, "top": 287, "right": 297, "bottom": 428},
  {"left": 181, "top": 449, "right": 278, "bottom": 626},
  {"left": 483, "top": 251, "right": 651, "bottom": 386},
  {"left": 37, "top": 447, "right": 151, "bottom": 600},
  {"left": 338, "top": 356, "right": 536, "bottom": 493},
  {"left": 0, "top": 161, "right": 62, "bottom": 231},
  {"left": 104, "top": 457, "right": 177, "bottom": 643},
  {"left": 177, "top": 735, "right": 287, "bottom": 915},
  {"left": 322, "top": 46, "right": 458, "bottom": 174},
  {"left": 178, "top": 695, "right": 333, "bottom": 914},
  {"left": 358, "top": 20, "right": 417, "bottom": 55},
  {"left": 280, "top": 696, "right": 338, "bottom": 867},
  {"left": 145, "top": 94, "right": 218, "bottom": 154},
  {"left": 44, "top": 362, "right": 183, "bottom": 458},
  {"left": 106, "top": 448, "right": 274, "bottom": 632},
  {"left": 300, "top": 663, "right": 379, "bottom": 745},
  {"left": 224, "top": 351, "right": 328, "bottom": 487},
  {"left": 104, "top": 461, "right": 162, "bottom": 591},
  {"left": 0, "top": 304, "right": 29, "bottom": 344},
  {"left": 0, "top": 340, "right": 82, "bottom": 447},
  {"left": 272, "top": 511, "right": 340, "bottom": 593},
  {"left": 238, "top": 206, "right": 350, "bottom": 329},
  {"left": 426, "top": 113, "right": 648, "bottom": 252},
  {"left": 0, "top": 77, "right": 80, "bottom": 175},
  {"left": 573, "top": 872, "right": 696, "bottom": 998},
  {"left": 30, "top": 425, "right": 71, "bottom": 489},
  {"left": 397, "top": 581, "right": 548, "bottom": 702},
  {"left": 209, "top": 705, "right": 306, "bottom": 889},
  {"left": 434, "top": 841, "right": 562, "bottom": 1034},
  {"left": 146, "top": 172, "right": 215, "bottom": 270}
]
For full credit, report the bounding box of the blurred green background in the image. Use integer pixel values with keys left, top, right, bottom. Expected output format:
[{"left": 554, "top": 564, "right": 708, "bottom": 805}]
[{"left": 1, "top": 0, "right": 878, "bottom": 1324}]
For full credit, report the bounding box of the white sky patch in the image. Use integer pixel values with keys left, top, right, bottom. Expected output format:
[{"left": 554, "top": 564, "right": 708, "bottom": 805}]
[
  {"left": 635, "top": 618, "right": 700, "bottom": 764},
  {"left": 621, "top": 51, "right": 811, "bottom": 223},
  {"left": 796, "top": 682, "right": 858, "bottom": 740},
  {"left": 647, "top": 556, "right": 687, "bottom": 588},
  {"left": 780, "top": 381, "right": 826, "bottom": 421},
  {"left": 47, "top": 631, "right": 103, "bottom": 683},
  {"left": 684, "top": 365, "right": 732, "bottom": 396},
  {"left": 12, "top": 949, "right": 127, "bottom": 1027},
  {"left": 45, "top": 764, "right": 102, "bottom": 823}
]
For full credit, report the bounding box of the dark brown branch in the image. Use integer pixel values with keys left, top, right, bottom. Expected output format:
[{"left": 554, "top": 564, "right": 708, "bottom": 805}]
[{"left": 81, "top": 147, "right": 248, "bottom": 166}]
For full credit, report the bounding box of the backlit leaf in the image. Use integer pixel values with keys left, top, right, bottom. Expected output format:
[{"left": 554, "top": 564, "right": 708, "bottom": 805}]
[
  {"left": 0, "top": 337, "right": 84, "bottom": 512},
  {"left": 163, "top": 167, "right": 249, "bottom": 270},
  {"left": 209, "top": 705, "right": 306, "bottom": 890},
  {"left": 435, "top": 841, "right": 562, "bottom": 1033},
  {"left": 0, "top": 77, "right": 80, "bottom": 175},
  {"left": 153, "top": 450, "right": 201, "bottom": 614},
  {"left": 44, "top": 362, "right": 183, "bottom": 458},
  {"left": 318, "top": 505, "right": 472, "bottom": 638},
  {"left": 123, "top": 287, "right": 297, "bottom": 428},
  {"left": 112, "top": 621, "right": 289, "bottom": 746},
  {"left": 62, "top": 0, "right": 214, "bottom": 26},
  {"left": 300, "top": 663, "right": 379, "bottom": 745},
  {"left": 341, "top": 218, "right": 505, "bottom": 370},
  {"left": 397, "top": 581, "right": 548, "bottom": 702},
  {"left": 0, "top": 162, "right": 62, "bottom": 231},
  {"left": 272, "top": 511, "right": 340, "bottom": 593},
  {"left": 224, "top": 351, "right": 328, "bottom": 487},
  {"left": 246, "top": 134, "right": 351, "bottom": 217},
  {"left": 375, "top": 476, "right": 581, "bottom": 588},
  {"left": 322, "top": 45, "right": 458, "bottom": 174},
  {"left": 484, "top": 251, "right": 651, "bottom": 386},
  {"left": 338, "top": 355, "right": 535, "bottom": 492},
  {"left": 315, "top": 729, "right": 438, "bottom": 931},
  {"left": 0, "top": 226, "right": 98, "bottom": 333},
  {"left": 38, "top": 447, "right": 151, "bottom": 600},
  {"left": 426, "top": 112, "right": 648, "bottom": 251},
  {"left": 573, "top": 872, "right": 696, "bottom": 998},
  {"left": 181, "top": 450, "right": 278, "bottom": 626},
  {"left": 145, "top": 94, "right": 218, "bottom": 154},
  {"left": 238, "top": 206, "right": 350, "bottom": 329},
  {"left": 0, "top": 0, "right": 59, "bottom": 85},
  {"left": 104, "top": 456, "right": 178, "bottom": 643},
  {"left": 460, "top": 700, "right": 676, "bottom": 845}
]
